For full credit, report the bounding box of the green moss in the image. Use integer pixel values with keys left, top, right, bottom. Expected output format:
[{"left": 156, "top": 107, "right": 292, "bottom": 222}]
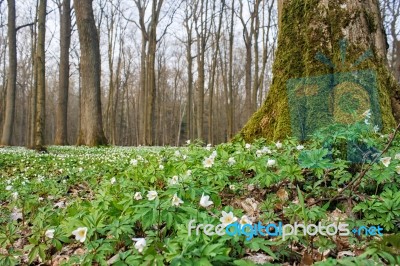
[{"left": 238, "top": 0, "right": 397, "bottom": 142}]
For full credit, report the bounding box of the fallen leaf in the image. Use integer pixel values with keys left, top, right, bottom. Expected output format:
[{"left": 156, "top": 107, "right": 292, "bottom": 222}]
[
  {"left": 52, "top": 255, "right": 69, "bottom": 266},
  {"left": 243, "top": 253, "right": 274, "bottom": 264},
  {"left": 337, "top": 250, "right": 354, "bottom": 259},
  {"left": 300, "top": 251, "right": 314, "bottom": 265},
  {"left": 277, "top": 188, "right": 289, "bottom": 201}
]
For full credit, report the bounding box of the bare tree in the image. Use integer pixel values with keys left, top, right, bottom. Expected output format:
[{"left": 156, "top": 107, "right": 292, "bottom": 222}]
[
  {"left": 382, "top": 0, "right": 400, "bottom": 82},
  {"left": 1, "top": 0, "right": 16, "bottom": 146},
  {"left": 182, "top": 0, "right": 195, "bottom": 141},
  {"left": 237, "top": 0, "right": 260, "bottom": 119},
  {"left": 220, "top": 0, "right": 235, "bottom": 140},
  {"left": 54, "top": 0, "right": 71, "bottom": 145},
  {"left": 74, "top": 0, "right": 107, "bottom": 146},
  {"left": 34, "top": 0, "right": 47, "bottom": 151},
  {"left": 207, "top": 0, "right": 224, "bottom": 144},
  {"left": 194, "top": 0, "right": 212, "bottom": 141}
]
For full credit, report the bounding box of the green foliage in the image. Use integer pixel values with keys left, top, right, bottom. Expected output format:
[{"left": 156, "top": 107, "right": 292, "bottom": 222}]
[{"left": 0, "top": 124, "right": 399, "bottom": 264}]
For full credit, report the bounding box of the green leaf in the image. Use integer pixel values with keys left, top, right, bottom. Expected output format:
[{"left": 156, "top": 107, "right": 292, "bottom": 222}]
[
  {"left": 28, "top": 246, "right": 39, "bottom": 264},
  {"left": 233, "top": 259, "right": 257, "bottom": 266}
]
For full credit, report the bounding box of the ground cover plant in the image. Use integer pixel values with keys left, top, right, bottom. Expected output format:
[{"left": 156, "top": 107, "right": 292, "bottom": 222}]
[{"left": 0, "top": 121, "right": 399, "bottom": 265}]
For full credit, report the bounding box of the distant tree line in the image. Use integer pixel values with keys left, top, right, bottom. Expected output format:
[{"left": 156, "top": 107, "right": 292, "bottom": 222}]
[{"left": 0, "top": 0, "right": 398, "bottom": 147}]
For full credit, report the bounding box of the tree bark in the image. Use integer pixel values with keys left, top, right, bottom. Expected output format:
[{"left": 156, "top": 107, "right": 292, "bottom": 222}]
[
  {"left": 184, "top": 7, "right": 194, "bottom": 141},
  {"left": 207, "top": 0, "right": 224, "bottom": 144},
  {"left": 54, "top": 0, "right": 71, "bottom": 145},
  {"left": 74, "top": 0, "right": 107, "bottom": 146},
  {"left": 1, "top": 0, "right": 17, "bottom": 146},
  {"left": 29, "top": 17, "right": 38, "bottom": 148},
  {"left": 34, "top": 0, "right": 46, "bottom": 151},
  {"left": 194, "top": 0, "right": 210, "bottom": 141},
  {"left": 228, "top": 0, "right": 235, "bottom": 139},
  {"left": 240, "top": 0, "right": 399, "bottom": 142},
  {"left": 395, "top": 40, "right": 400, "bottom": 83}
]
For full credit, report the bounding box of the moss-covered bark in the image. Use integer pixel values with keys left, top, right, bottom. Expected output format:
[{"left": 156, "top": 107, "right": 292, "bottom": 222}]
[{"left": 239, "top": 0, "right": 399, "bottom": 142}]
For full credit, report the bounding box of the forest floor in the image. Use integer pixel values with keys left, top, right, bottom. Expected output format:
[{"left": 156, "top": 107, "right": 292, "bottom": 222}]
[{"left": 0, "top": 126, "right": 399, "bottom": 265}]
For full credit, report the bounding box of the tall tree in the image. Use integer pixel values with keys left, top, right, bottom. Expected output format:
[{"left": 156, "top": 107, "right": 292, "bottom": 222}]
[
  {"left": 133, "top": 0, "right": 165, "bottom": 145},
  {"left": 34, "top": 0, "right": 47, "bottom": 151},
  {"left": 220, "top": 0, "right": 235, "bottom": 140},
  {"left": 194, "top": 0, "right": 212, "bottom": 140},
  {"left": 74, "top": 0, "right": 107, "bottom": 146},
  {"left": 182, "top": 0, "right": 195, "bottom": 141},
  {"left": 1, "top": 0, "right": 17, "bottom": 146},
  {"left": 28, "top": 2, "right": 39, "bottom": 148},
  {"left": 237, "top": 0, "right": 260, "bottom": 120},
  {"left": 382, "top": 0, "right": 400, "bottom": 82},
  {"left": 240, "top": 0, "right": 400, "bottom": 141},
  {"left": 207, "top": 0, "right": 224, "bottom": 144},
  {"left": 105, "top": 0, "right": 123, "bottom": 145},
  {"left": 54, "top": 0, "right": 71, "bottom": 145}
]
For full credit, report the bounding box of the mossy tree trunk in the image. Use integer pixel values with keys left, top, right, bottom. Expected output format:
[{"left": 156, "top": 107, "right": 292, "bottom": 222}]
[{"left": 239, "top": 0, "right": 400, "bottom": 142}]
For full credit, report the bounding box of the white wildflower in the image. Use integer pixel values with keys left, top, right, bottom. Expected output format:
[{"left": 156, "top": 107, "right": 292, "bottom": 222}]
[
  {"left": 203, "top": 157, "right": 214, "bottom": 168},
  {"left": 396, "top": 166, "right": 400, "bottom": 175},
  {"left": 45, "top": 229, "right": 55, "bottom": 239},
  {"left": 72, "top": 227, "right": 88, "bottom": 243},
  {"left": 239, "top": 215, "right": 252, "bottom": 225},
  {"left": 11, "top": 192, "right": 18, "bottom": 200},
  {"left": 169, "top": 175, "right": 179, "bottom": 185},
  {"left": 147, "top": 191, "right": 158, "bottom": 201},
  {"left": 199, "top": 193, "right": 213, "bottom": 208},
  {"left": 380, "top": 157, "right": 391, "bottom": 167},
  {"left": 228, "top": 157, "right": 236, "bottom": 166},
  {"left": 134, "top": 192, "right": 142, "bottom": 200},
  {"left": 267, "top": 159, "right": 276, "bottom": 167},
  {"left": 171, "top": 193, "right": 184, "bottom": 206},
  {"left": 296, "top": 145, "right": 304, "bottom": 150},
  {"left": 275, "top": 141, "right": 282, "bottom": 149},
  {"left": 132, "top": 238, "right": 146, "bottom": 253},
  {"left": 220, "top": 211, "right": 238, "bottom": 227}
]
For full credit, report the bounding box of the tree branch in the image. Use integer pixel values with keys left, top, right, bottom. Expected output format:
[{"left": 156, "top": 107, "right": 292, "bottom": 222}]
[{"left": 16, "top": 22, "right": 35, "bottom": 32}]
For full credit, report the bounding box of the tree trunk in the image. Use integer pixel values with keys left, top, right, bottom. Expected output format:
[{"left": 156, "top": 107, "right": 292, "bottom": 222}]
[
  {"left": 194, "top": 0, "right": 209, "bottom": 141},
  {"left": 74, "top": 0, "right": 107, "bottom": 146},
  {"left": 139, "top": 31, "right": 147, "bottom": 145},
  {"left": 145, "top": 36, "right": 157, "bottom": 145},
  {"left": 395, "top": 40, "right": 400, "bottom": 83},
  {"left": 54, "top": 0, "right": 71, "bottom": 145},
  {"left": 240, "top": 0, "right": 399, "bottom": 142},
  {"left": 184, "top": 13, "right": 193, "bottom": 142},
  {"left": 29, "top": 21, "right": 38, "bottom": 148},
  {"left": 34, "top": 0, "right": 46, "bottom": 151},
  {"left": 207, "top": 1, "right": 224, "bottom": 144},
  {"left": 1, "top": 0, "right": 17, "bottom": 146}
]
